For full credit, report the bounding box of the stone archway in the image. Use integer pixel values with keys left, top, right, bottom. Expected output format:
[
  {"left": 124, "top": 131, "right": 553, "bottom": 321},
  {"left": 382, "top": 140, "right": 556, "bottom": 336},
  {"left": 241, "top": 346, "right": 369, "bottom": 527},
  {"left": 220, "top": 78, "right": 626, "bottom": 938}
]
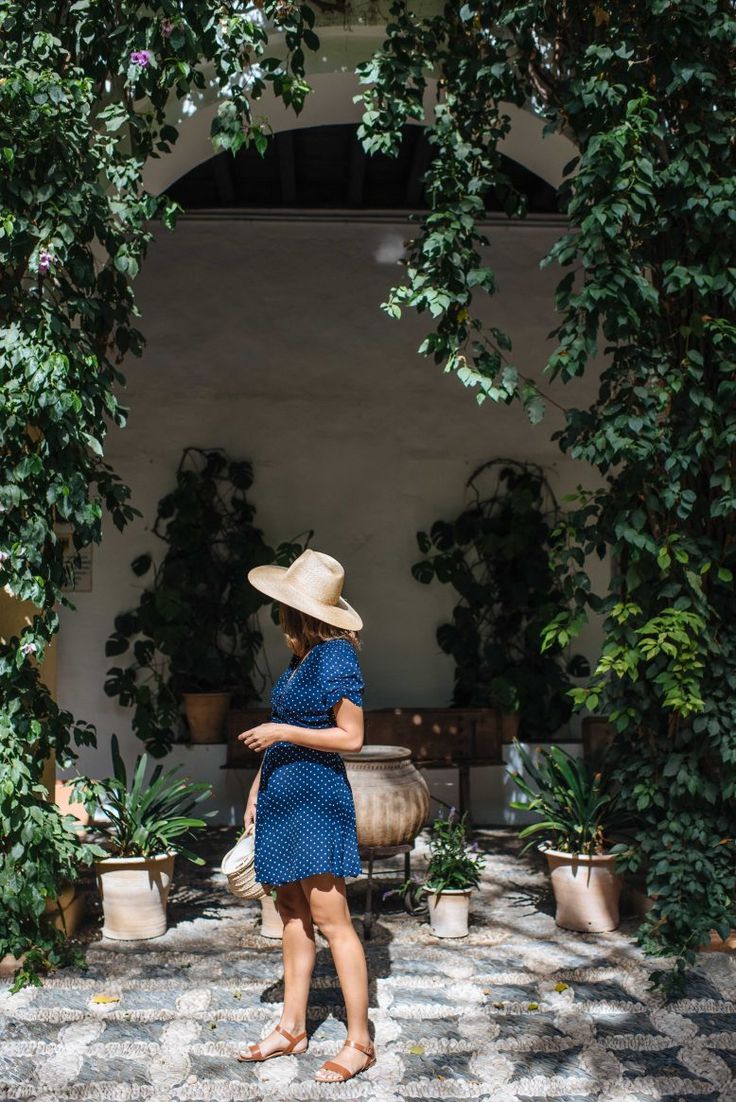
[
  {"left": 143, "top": 70, "right": 575, "bottom": 199},
  {"left": 56, "top": 43, "right": 585, "bottom": 817}
]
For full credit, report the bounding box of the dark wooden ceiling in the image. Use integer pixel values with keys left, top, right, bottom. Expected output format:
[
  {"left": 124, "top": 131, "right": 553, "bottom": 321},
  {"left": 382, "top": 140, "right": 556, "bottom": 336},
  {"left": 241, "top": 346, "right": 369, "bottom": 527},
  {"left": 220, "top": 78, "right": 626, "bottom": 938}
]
[{"left": 166, "top": 123, "right": 559, "bottom": 213}]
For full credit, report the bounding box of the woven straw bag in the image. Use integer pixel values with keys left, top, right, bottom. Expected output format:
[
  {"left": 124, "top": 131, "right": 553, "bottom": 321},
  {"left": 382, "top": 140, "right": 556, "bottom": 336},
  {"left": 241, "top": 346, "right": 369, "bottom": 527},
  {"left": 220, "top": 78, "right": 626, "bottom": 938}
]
[{"left": 221, "top": 825, "right": 266, "bottom": 900}]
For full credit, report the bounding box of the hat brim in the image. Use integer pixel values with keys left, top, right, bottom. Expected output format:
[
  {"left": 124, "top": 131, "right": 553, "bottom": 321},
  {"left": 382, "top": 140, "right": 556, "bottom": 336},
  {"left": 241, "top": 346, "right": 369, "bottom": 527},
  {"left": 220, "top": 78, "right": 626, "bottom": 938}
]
[{"left": 247, "top": 565, "right": 363, "bottom": 631}]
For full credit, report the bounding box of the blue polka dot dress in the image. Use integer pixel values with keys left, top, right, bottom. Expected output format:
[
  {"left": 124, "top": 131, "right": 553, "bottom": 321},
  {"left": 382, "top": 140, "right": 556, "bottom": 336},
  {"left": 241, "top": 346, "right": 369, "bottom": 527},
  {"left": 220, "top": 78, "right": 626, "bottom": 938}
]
[{"left": 254, "top": 637, "right": 364, "bottom": 887}]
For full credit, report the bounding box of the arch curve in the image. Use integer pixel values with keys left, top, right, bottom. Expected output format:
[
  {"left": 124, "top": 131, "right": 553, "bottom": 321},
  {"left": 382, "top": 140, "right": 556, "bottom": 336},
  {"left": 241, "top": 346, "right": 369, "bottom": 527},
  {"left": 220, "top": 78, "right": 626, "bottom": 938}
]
[{"left": 142, "top": 71, "right": 575, "bottom": 200}]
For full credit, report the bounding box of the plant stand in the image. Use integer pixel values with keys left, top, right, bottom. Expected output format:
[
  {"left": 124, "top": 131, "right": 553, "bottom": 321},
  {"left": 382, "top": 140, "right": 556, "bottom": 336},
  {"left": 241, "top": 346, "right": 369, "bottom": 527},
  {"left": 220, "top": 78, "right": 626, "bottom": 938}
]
[{"left": 358, "top": 843, "right": 413, "bottom": 940}]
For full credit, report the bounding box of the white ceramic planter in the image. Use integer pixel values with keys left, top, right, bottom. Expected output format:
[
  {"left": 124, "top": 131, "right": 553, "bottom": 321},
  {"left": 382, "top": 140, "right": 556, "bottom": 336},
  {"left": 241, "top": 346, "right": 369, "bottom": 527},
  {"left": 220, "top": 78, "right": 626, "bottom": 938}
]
[
  {"left": 426, "top": 887, "right": 472, "bottom": 938},
  {"left": 260, "top": 892, "right": 284, "bottom": 939},
  {"left": 543, "top": 846, "right": 622, "bottom": 932},
  {"left": 95, "top": 853, "right": 175, "bottom": 940}
]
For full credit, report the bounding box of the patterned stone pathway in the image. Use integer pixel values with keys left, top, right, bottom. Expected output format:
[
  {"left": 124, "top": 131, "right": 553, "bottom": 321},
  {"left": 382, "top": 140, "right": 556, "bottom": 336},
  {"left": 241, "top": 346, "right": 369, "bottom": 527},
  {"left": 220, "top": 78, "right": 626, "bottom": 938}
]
[{"left": 1, "top": 829, "right": 734, "bottom": 1101}]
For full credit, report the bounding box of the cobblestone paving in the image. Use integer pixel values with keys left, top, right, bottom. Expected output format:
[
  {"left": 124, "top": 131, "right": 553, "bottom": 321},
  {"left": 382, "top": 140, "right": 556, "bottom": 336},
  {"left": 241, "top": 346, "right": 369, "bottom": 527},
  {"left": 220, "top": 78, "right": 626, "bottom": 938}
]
[{"left": 1, "top": 829, "right": 734, "bottom": 1101}]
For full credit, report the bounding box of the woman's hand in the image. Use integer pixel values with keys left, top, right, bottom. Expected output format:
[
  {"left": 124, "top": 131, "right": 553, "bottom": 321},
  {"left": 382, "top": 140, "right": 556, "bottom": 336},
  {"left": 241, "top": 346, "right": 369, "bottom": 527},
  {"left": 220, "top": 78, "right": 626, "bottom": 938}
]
[
  {"left": 237, "top": 722, "right": 287, "bottom": 754},
  {"left": 243, "top": 766, "right": 261, "bottom": 831},
  {"left": 243, "top": 798, "right": 257, "bottom": 830}
]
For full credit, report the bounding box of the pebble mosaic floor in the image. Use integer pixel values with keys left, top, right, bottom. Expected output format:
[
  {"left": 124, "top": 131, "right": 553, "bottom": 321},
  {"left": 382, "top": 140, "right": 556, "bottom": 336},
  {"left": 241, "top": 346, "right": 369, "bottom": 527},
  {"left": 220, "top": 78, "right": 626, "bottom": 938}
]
[{"left": 1, "top": 829, "right": 734, "bottom": 1102}]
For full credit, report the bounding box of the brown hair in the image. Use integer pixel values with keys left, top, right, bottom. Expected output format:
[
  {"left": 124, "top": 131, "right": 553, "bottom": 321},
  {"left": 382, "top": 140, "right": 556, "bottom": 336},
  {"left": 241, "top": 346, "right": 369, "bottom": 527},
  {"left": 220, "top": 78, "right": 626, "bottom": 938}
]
[{"left": 278, "top": 603, "right": 362, "bottom": 659}]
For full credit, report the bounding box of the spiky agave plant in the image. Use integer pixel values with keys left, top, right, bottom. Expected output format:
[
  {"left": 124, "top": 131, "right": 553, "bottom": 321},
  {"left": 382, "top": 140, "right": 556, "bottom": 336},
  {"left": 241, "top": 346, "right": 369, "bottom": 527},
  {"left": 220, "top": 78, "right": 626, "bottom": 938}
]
[
  {"left": 508, "top": 741, "right": 626, "bottom": 856},
  {"left": 72, "top": 734, "right": 214, "bottom": 864}
]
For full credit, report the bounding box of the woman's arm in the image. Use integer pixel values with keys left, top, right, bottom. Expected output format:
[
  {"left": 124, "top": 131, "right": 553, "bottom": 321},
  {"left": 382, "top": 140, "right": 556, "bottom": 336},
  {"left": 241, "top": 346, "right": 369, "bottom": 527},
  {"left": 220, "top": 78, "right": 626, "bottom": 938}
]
[
  {"left": 238, "top": 698, "right": 364, "bottom": 755},
  {"left": 243, "top": 765, "right": 261, "bottom": 828}
]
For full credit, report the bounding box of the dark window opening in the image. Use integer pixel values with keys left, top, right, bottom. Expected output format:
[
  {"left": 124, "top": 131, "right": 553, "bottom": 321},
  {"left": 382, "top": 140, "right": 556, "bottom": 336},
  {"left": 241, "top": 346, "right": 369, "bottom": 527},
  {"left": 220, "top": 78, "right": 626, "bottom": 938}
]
[{"left": 165, "top": 123, "right": 559, "bottom": 214}]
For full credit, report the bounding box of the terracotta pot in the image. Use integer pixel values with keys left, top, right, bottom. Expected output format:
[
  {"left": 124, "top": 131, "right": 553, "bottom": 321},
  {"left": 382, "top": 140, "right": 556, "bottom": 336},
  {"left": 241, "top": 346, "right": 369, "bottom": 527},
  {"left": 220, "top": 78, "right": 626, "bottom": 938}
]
[
  {"left": 500, "top": 711, "right": 521, "bottom": 743},
  {"left": 342, "top": 745, "right": 430, "bottom": 847},
  {"left": 702, "top": 929, "right": 736, "bottom": 952},
  {"left": 182, "top": 691, "right": 232, "bottom": 744},
  {"left": 95, "top": 853, "right": 175, "bottom": 940},
  {"left": 260, "top": 892, "right": 284, "bottom": 939},
  {"left": 426, "top": 888, "right": 472, "bottom": 938},
  {"left": 54, "top": 780, "right": 91, "bottom": 825},
  {"left": 543, "top": 846, "right": 622, "bottom": 932},
  {"left": 0, "top": 953, "right": 26, "bottom": 977}
]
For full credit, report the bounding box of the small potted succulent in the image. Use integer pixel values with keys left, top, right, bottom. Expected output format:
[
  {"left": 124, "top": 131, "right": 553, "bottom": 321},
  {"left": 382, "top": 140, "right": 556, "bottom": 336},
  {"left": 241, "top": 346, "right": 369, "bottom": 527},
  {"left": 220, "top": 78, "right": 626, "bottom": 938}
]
[
  {"left": 423, "top": 808, "right": 485, "bottom": 938},
  {"left": 72, "top": 735, "right": 213, "bottom": 940},
  {"left": 508, "top": 740, "right": 627, "bottom": 932}
]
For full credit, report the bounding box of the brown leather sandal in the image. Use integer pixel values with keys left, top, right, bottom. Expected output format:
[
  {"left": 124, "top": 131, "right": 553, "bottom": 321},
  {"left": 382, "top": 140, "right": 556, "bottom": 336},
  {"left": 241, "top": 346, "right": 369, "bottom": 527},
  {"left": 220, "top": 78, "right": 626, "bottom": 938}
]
[
  {"left": 314, "top": 1038, "right": 376, "bottom": 1082},
  {"left": 236, "top": 1023, "right": 308, "bottom": 1062}
]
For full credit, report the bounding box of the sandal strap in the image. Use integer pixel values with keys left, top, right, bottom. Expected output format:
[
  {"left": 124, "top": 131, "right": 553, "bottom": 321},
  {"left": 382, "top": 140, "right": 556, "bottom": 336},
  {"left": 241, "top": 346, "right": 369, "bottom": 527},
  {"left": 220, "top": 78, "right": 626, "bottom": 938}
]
[
  {"left": 274, "top": 1024, "right": 306, "bottom": 1048},
  {"left": 321, "top": 1060, "right": 350, "bottom": 1080},
  {"left": 344, "top": 1038, "right": 373, "bottom": 1056},
  {"left": 248, "top": 1043, "right": 262, "bottom": 1059}
]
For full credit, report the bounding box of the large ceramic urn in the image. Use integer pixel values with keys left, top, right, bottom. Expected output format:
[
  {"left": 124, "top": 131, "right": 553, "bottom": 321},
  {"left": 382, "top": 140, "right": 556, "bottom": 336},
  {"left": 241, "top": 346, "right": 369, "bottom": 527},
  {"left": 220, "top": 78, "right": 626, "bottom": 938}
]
[{"left": 342, "top": 745, "right": 430, "bottom": 848}]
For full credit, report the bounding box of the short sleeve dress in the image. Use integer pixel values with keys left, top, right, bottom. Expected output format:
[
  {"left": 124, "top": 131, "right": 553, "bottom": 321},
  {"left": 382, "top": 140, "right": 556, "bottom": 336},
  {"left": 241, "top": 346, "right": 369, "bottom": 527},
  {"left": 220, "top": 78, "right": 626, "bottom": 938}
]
[{"left": 254, "top": 637, "right": 364, "bottom": 887}]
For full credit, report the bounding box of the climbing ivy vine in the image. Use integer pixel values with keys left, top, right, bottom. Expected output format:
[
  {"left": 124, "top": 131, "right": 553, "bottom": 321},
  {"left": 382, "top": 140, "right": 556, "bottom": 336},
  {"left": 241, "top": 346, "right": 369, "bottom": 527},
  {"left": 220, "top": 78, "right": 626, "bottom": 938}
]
[
  {"left": 0, "top": 1, "right": 317, "bottom": 988},
  {"left": 359, "top": 0, "right": 736, "bottom": 990}
]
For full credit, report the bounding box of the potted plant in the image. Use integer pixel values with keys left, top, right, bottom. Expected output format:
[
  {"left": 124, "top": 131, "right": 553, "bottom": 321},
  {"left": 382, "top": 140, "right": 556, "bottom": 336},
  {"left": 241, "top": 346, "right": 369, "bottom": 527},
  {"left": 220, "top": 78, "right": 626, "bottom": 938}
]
[
  {"left": 412, "top": 459, "right": 581, "bottom": 742},
  {"left": 508, "top": 740, "right": 627, "bottom": 932},
  {"left": 422, "top": 808, "right": 485, "bottom": 937},
  {"left": 104, "top": 447, "right": 307, "bottom": 755},
  {"left": 72, "top": 735, "right": 213, "bottom": 940}
]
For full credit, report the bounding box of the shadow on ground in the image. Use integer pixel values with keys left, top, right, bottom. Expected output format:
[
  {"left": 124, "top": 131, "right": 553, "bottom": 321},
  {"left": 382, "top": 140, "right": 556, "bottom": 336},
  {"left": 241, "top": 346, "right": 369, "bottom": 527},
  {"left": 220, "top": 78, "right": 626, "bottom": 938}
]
[{"left": 2, "top": 827, "right": 734, "bottom": 1101}]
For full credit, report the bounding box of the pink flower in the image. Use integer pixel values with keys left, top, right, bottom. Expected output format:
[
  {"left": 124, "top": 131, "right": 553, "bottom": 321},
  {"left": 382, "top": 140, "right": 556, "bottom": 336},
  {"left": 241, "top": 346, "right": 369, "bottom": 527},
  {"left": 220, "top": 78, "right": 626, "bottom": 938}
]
[
  {"left": 21, "top": 642, "right": 37, "bottom": 657},
  {"left": 160, "top": 20, "right": 174, "bottom": 39},
  {"left": 38, "top": 248, "right": 53, "bottom": 274},
  {"left": 130, "top": 49, "right": 152, "bottom": 68}
]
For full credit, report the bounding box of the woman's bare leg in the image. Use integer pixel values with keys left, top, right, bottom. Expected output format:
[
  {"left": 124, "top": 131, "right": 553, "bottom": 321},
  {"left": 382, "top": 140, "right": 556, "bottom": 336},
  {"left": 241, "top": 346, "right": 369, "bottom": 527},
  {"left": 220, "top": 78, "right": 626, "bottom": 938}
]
[
  {"left": 278, "top": 882, "right": 316, "bottom": 1036},
  {"left": 300, "top": 873, "right": 373, "bottom": 1080},
  {"left": 237, "top": 883, "right": 314, "bottom": 1059}
]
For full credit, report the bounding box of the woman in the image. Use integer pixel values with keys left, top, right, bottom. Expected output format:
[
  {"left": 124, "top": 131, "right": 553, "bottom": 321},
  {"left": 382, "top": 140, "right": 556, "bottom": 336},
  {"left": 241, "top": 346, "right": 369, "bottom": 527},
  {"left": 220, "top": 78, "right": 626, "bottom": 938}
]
[{"left": 235, "top": 548, "right": 375, "bottom": 1084}]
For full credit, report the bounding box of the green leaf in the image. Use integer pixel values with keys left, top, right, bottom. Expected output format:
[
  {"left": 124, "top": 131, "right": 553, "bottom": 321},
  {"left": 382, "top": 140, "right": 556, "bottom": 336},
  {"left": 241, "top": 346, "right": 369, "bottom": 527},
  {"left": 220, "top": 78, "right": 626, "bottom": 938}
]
[{"left": 131, "top": 553, "right": 152, "bottom": 577}]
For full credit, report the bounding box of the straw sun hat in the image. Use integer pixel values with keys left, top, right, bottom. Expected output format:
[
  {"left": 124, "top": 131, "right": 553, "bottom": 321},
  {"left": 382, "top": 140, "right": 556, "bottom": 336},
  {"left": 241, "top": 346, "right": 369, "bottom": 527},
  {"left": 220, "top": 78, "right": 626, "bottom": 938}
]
[{"left": 247, "top": 549, "right": 363, "bottom": 631}]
